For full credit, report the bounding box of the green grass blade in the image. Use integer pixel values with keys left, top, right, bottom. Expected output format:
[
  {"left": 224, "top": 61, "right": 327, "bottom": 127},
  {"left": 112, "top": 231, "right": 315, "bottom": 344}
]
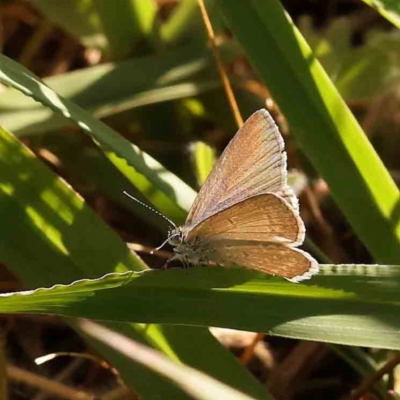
[
  {"left": 0, "top": 43, "right": 218, "bottom": 136},
  {"left": 33, "top": 0, "right": 157, "bottom": 58},
  {"left": 105, "top": 149, "right": 189, "bottom": 225},
  {"left": 31, "top": 0, "right": 107, "bottom": 49},
  {"left": 362, "top": 0, "right": 400, "bottom": 30},
  {"left": 0, "top": 53, "right": 195, "bottom": 214},
  {"left": 93, "top": 0, "right": 157, "bottom": 58},
  {"left": 0, "top": 126, "right": 145, "bottom": 280},
  {"left": 191, "top": 141, "right": 216, "bottom": 186},
  {"left": 2, "top": 265, "right": 400, "bottom": 350},
  {"left": 218, "top": 0, "right": 400, "bottom": 263},
  {"left": 160, "top": 0, "right": 204, "bottom": 45}
]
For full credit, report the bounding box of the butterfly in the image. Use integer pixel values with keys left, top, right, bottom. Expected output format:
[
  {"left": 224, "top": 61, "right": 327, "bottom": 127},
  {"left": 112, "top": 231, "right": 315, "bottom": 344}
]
[{"left": 126, "top": 109, "right": 318, "bottom": 282}]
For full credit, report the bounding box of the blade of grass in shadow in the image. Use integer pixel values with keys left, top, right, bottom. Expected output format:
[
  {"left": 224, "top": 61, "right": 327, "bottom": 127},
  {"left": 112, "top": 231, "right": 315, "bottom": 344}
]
[
  {"left": 94, "top": 0, "right": 157, "bottom": 58},
  {"left": 328, "top": 344, "right": 386, "bottom": 398},
  {"left": 31, "top": 0, "right": 108, "bottom": 49},
  {"left": 218, "top": 0, "right": 400, "bottom": 263}
]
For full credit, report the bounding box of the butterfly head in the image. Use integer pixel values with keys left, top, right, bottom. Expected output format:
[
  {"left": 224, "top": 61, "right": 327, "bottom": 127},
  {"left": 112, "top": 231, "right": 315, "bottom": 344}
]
[
  {"left": 167, "top": 228, "right": 184, "bottom": 246},
  {"left": 167, "top": 226, "right": 214, "bottom": 267}
]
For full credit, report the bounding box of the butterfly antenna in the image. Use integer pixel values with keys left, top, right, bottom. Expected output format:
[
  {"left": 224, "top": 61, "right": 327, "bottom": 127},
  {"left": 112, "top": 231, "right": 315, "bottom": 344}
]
[
  {"left": 153, "top": 233, "right": 178, "bottom": 252},
  {"left": 123, "top": 191, "right": 177, "bottom": 230}
]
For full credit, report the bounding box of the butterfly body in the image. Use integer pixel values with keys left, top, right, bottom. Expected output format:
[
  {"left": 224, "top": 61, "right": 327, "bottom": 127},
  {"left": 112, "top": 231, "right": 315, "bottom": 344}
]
[{"left": 166, "top": 109, "right": 318, "bottom": 282}]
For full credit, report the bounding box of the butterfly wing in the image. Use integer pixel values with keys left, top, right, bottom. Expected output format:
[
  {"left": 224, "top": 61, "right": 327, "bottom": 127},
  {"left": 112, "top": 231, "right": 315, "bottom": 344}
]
[
  {"left": 211, "top": 242, "right": 318, "bottom": 282},
  {"left": 186, "top": 193, "right": 305, "bottom": 246},
  {"left": 184, "top": 194, "right": 317, "bottom": 281},
  {"left": 185, "top": 109, "right": 297, "bottom": 229}
]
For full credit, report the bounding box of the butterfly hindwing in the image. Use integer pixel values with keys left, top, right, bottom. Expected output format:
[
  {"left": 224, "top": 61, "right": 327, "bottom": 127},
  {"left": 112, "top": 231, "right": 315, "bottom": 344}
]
[
  {"left": 183, "top": 193, "right": 318, "bottom": 281},
  {"left": 211, "top": 241, "right": 318, "bottom": 282}
]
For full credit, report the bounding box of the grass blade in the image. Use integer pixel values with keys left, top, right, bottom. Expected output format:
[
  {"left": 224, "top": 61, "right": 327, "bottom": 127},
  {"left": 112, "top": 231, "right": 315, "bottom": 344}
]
[
  {"left": 2, "top": 265, "right": 400, "bottom": 350},
  {"left": 361, "top": 0, "right": 400, "bottom": 30},
  {"left": 0, "top": 53, "right": 195, "bottom": 214}
]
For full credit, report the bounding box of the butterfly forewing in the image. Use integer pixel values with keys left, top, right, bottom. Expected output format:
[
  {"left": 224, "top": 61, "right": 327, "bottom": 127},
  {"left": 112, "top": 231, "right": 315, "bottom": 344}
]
[
  {"left": 185, "top": 109, "right": 298, "bottom": 229},
  {"left": 186, "top": 193, "right": 305, "bottom": 246}
]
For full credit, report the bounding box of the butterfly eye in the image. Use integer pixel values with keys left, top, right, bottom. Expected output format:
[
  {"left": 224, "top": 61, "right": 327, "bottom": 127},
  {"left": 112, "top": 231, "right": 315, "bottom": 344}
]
[{"left": 168, "top": 232, "right": 182, "bottom": 246}]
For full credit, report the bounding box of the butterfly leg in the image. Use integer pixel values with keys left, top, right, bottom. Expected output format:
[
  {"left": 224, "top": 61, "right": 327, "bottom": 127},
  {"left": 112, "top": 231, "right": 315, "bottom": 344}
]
[
  {"left": 161, "top": 256, "right": 174, "bottom": 270},
  {"left": 183, "top": 257, "right": 190, "bottom": 273}
]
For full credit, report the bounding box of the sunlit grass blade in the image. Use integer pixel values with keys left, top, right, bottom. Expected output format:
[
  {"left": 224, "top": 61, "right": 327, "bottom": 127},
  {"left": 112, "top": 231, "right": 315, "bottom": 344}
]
[
  {"left": 361, "top": 0, "right": 400, "bottom": 30},
  {"left": 0, "top": 54, "right": 195, "bottom": 215},
  {"left": 191, "top": 141, "right": 216, "bottom": 186},
  {"left": 0, "top": 126, "right": 145, "bottom": 280}
]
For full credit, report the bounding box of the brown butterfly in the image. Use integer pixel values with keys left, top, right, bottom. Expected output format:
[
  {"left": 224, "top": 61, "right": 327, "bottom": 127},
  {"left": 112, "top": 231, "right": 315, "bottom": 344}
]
[{"left": 126, "top": 109, "right": 318, "bottom": 282}]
